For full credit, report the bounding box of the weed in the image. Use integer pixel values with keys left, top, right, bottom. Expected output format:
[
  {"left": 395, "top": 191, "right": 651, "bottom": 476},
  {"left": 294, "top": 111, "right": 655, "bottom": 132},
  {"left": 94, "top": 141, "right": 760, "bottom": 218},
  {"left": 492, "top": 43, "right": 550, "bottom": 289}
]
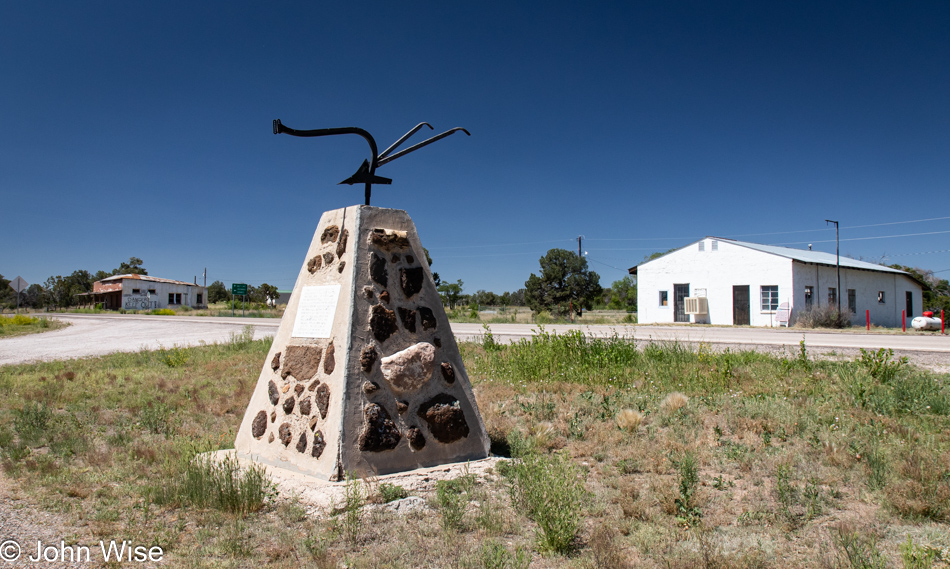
[
  {"left": 150, "top": 452, "right": 272, "bottom": 516},
  {"left": 899, "top": 536, "right": 939, "bottom": 569},
  {"left": 795, "top": 305, "right": 852, "bottom": 328},
  {"left": 857, "top": 348, "right": 908, "bottom": 383},
  {"left": 478, "top": 539, "right": 531, "bottom": 569},
  {"left": 864, "top": 446, "right": 888, "bottom": 491},
  {"left": 831, "top": 524, "right": 887, "bottom": 569},
  {"left": 660, "top": 392, "right": 689, "bottom": 415},
  {"left": 590, "top": 523, "right": 628, "bottom": 569},
  {"left": 673, "top": 452, "right": 701, "bottom": 527},
  {"left": 506, "top": 439, "right": 584, "bottom": 554},
  {"left": 14, "top": 401, "right": 52, "bottom": 446},
  {"left": 339, "top": 473, "right": 365, "bottom": 543},
  {"left": 139, "top": 402, "right": 175, "bottom": 435},
  {"left": 157, "top": 345, "right": 190, "bottom": 368},
  {"left": 482, "top": 324, "right": 503, "bottom": 352},
  {"left": 377, "top": 482, "right": 409, "bottom": 503},
  {"left": 436, "top": 472, "right": 475, "bottom": 531},
  {"left": 150, "top": 308, "right": 176, "bottom": 316}
]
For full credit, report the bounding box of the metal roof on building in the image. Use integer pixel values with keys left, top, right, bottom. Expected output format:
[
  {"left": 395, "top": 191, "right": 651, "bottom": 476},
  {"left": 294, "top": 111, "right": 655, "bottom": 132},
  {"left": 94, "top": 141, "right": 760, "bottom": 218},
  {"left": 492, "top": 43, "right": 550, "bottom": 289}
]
[
  {"left": 629, "top": 237, "right": 910, "bottom": 277},
  {"left": 98, "top": 274, "right": 202, "bottom": 287}
]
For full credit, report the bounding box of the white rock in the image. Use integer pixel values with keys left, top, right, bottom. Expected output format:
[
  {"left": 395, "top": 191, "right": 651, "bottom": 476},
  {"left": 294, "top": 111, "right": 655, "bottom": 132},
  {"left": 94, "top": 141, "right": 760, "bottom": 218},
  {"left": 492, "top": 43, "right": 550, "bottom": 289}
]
[{"left": 380, "top": 342, "right": 436, "bottom": 393}]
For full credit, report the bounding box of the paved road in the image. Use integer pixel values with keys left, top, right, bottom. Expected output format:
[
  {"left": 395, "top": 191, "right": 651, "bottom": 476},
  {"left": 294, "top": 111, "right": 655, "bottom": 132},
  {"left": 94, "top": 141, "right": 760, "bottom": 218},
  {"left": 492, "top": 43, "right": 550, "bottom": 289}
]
[{"left": 1, "top": 314, "right": 948, "bottom": 368}]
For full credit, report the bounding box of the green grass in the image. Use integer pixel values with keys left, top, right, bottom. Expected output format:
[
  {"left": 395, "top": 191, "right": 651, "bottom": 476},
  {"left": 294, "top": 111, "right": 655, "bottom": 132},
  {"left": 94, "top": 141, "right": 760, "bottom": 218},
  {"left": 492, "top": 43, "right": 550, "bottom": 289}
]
[
  {"left": 0, "top": 314, "right": 67, "bottom": 337},
  {"left": 1, "top": 331, "right": 949, "bottom": 568}
]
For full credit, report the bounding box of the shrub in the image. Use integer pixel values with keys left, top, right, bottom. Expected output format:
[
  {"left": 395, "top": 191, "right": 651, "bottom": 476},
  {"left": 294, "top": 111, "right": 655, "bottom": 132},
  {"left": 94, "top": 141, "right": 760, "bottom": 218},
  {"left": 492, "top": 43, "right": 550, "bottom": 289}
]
[
  {"left": 795, "top": 305, "right": 852, "bottom": 328},
  {"left": 506, "top": 438, "right": 585, "bottom": 553},
  {"left": 150, "top": 453, "right": 273, "bottom": 516},
  {"left": 377, "top": 482, "right": 408, "bottom": 503},
  {"left": 436, "top": 473, "right": 475, "bottom": 531},
  {"left": 478, "top": 539, "right": 531, "bottom": 569},
  {"left": 856, "top": 348, "right": 907, "bottom": 383},
  {"left": 660, "top": 392, "right": 689, "bottom": 414},
  {"left": 150, "top": 308, "right": 176, "bottom": 316},
  {"left": 831, "top": 524, "right": 887, "bottom": 569},
  {"left": 674, "top": 452, "right": 701, "bottom": 526},
  {"left": 158, "top": 345, "right": 189, "bottom": 367},
  {"left": 616, "top": 408, "right": 644, "bottom": 432}
]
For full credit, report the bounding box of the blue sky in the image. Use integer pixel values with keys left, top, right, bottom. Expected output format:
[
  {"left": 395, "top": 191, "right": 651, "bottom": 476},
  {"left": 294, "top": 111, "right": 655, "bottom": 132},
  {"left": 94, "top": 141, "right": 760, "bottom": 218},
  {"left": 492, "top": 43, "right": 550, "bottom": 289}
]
[{"left": 3, "top": 1, "right": 949, "bottom": 294}]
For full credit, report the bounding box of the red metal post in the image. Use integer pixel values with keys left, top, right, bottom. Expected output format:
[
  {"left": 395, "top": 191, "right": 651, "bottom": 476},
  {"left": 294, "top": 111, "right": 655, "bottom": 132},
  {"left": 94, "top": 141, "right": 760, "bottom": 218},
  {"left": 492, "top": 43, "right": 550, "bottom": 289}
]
[
  {"left": 866, "top": 309, "right": 870, "bottom": 331},
  {"left": 902, "top": 310, "right": 906, "bottom": 332}
]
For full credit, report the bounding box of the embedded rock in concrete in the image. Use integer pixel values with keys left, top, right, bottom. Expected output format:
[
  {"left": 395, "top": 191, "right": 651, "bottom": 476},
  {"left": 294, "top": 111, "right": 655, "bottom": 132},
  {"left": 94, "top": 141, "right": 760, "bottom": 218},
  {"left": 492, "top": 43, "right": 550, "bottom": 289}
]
[
  {"left": 398, "top": 307, "right": 417, "bottom": 333},
  {"left": 419, "top": 307, "right": 437, "bottom": 331},
  {"left": 380, "top": 342, "right": 436, "bottom": 393},
  {"left": 321, "top": 225, "right": 340, "bottom": 244},
  {"left": 251, "top": 410, "right": 268, "bottom": 439},
  {"left": 235, "top": 206, "right": 490, "bottom": 480},
  {"left": 370, "top": 253, "right": 388, "bottom": 287},
  {"left": 360, "top": 345, "right": 378, "bottom": 372},
  {"left": 418, "top": 394, "right": 470, "bottom": 443},
  {"left": 407, "top": 426, "right": 426, "bottom": 450},
  {"left": 312, "top": 430, "right": 326, "bottom": 458},
  {"left": 323, "top": 342, "right": 336, "bottom": 374},
  {"left": 282, "top": 346, "right": 322, "bottom": 382},
  {"left": 370, "top": 304, "right": 398, "bottom": 342},
  {"left": 307, "top": 256, "right": 322, "bottom": 273},
  {"left": 336, "top": 229, "right": 349, "bottom": 258},
  {"left": 278, "top": 423, "right": 292, "bottom": 446},
  {"left": 440, "top": 362, "right": 456, "bottom": 384},
  {"left": 316, "top": 384, "right": 330, "bottom": 419},
  {"left": 370, "top": 228, "right": 410, "bottom": 249},
  {"left": 358, "top": 403, "right": 401, "bottom": 452},
  {"left": 400, "top": 267, "right": 424, "bottom": 299}
]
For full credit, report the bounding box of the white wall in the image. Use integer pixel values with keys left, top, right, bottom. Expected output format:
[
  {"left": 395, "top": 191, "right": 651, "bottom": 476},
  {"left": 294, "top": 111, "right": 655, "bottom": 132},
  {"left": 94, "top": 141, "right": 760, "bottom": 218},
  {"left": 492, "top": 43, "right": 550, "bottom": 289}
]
[
  {"left": 120, "top": 281, "right": 208, "bottom": 310},
  {"left": 791, "top": 263, "right": 921, "bottom": 328},
  {"left": 637, "top": 239, "right": 793, "bottom": 326}
]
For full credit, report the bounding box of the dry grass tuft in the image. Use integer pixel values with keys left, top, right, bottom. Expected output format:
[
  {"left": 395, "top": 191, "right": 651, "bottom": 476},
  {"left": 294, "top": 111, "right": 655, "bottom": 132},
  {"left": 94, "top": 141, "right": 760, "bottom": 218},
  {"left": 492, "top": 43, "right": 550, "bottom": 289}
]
[
  {"left": 616, "top": 408, "right": 644, "bottom": 432},
  {"left": 660, "top": 392, "right": 689, "bottom": 414}
]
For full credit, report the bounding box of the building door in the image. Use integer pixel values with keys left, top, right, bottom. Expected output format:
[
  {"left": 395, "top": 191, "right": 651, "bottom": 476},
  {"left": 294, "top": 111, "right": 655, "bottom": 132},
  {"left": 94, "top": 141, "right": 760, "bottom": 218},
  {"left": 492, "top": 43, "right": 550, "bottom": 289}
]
[
  {"left": 733, "top": 285, "right": 750, "bottom": 325},
  {"left": 906, "top": 291, "right": 913, "bottom": 318},
  {"left": 848, "top": 289, "right": 856, "bottom": 315},
  {"left": 673, "top": 284, "right": 690, "bottom": 323}
]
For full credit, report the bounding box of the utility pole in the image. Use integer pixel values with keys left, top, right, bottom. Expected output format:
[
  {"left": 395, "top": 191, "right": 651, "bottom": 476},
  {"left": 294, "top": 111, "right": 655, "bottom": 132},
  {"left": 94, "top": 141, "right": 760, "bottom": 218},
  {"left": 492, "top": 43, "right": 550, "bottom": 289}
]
[
  {"left": 578, "top": 235, "right": 583, "bottom": 258},
  {"left": 825, "top": 219, "right": 840, "bottom": 313},
  {"left": 203, "top": 268, "right": 207, "bottom": 287}
]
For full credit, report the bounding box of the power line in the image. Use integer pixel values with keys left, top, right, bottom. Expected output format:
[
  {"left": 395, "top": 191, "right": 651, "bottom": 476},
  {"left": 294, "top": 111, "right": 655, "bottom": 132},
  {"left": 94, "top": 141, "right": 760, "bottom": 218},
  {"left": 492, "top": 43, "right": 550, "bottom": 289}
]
[
  {"left": 773, "top": 229, "right": 950, "bottom": 246},
  {"left": 585, "top": 257, "right": 629, "bottom": 272},
  {"left": 843, "top": 215, "right": 950, "bottom": 230},
  {"left": 889, "top": 249, "right": 950, "bottom": 257}
]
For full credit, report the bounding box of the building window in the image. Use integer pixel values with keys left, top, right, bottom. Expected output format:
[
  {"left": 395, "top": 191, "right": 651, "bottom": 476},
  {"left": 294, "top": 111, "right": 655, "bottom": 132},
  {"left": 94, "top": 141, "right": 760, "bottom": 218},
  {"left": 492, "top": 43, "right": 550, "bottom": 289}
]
[
  {"left": 828, "top": 288, "right": 837, "bottom": 306},
  {"left": 711, "top": 240, "right": 718, "bottom": 251},
  {"left": 148, "top": 289, "right": 156, "bottom": 294},
  {"left": 805, "top": 286, "right": 814, "bottom": 308},
  {"left": 659, "top": 291, "right": 668, "bottom": 307},
  {"left": 168, "top": 293, "right": 182, "bottom": 305},
  {"left": 132, "top": 289, "right": 140, "bottom": 294},
  {"left": 761, "top": 285, "right": 778, "bottom": 311},
  {"left": 698, "top": 241, "right": 705, "bottom": 251},
  {"left": 878, "top": 291, "right": 885, "bottom": 304},
  {"left": 197, "top": 293, "right": 203, "bottom": 305},
  {"left": 848, "top": 289, "right": 856, "bottom": 314}
]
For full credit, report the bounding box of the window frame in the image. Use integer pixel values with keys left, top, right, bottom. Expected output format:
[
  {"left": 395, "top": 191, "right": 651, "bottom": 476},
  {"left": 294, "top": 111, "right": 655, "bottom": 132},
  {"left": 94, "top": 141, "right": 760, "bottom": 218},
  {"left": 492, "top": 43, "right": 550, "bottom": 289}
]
[
  {"left": 760, "top": 285, "right": 779, "bottom": 312},
  {"left": 659, "top": 290, "right": 669, "bottom": 307}
]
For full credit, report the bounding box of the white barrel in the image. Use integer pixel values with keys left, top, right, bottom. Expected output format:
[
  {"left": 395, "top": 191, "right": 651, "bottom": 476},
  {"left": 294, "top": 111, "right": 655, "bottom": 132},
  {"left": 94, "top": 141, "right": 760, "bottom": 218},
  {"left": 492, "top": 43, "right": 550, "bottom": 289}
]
[{"left": 911, "top": 316, "right": 942, "bottom": 331}]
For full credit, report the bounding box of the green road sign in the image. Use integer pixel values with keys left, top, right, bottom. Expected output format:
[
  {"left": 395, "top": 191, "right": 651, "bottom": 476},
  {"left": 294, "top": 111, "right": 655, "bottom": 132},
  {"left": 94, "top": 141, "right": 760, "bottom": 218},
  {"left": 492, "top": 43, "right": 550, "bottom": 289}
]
[{"left": 232, "top": 283, "right": 248, "bottom": 296}]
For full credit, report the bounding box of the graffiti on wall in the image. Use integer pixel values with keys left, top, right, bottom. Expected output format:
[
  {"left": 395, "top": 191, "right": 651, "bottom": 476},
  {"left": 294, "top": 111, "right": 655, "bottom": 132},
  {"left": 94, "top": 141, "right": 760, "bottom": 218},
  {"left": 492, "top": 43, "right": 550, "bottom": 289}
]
[{"left": 124, "top": 294, "right": 151, "bottom": 310}]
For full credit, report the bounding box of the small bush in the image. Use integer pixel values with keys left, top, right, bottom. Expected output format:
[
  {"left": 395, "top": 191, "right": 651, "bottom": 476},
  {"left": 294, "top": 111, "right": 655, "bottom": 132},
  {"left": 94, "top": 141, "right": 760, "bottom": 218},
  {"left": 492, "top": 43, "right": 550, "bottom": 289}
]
[
  {"left": 377, "top": 482, "right": 409, "bottom": 503},
  {"left": 436, "top": 473, "right": 475, "bottom": 531},
  {"left": 795, "top": 305, "right": 852, "bottom": 328},
  {"left": 506, "top": 439, "right": 584, "bottom": 553},
  {"left": 13, "top": 402, "right": 52, "bottom": 446},
  {"left": 339, "top": 474, "right": 365, "bottom": 543},
  {"left": 900, "top": 536, "right": 940, "bottom": 569},
  {"left": 150, "top": 308, "right": 176, "bottom": 316},
  {"left": 478, "top": 539, "right": 531, "bottom": 569},
  {"left": 831, "top": 524, "right": 887, "bottom": 569},
  {"left": 660, "top": 392, "right": 689, "bottom": 414},
  {"left": 674, "top": 452, "right": 702, "bottom": 526},
  {"left": 158, "top": 345, "right": 189, "bottom": 367},
  {"left": 150, "top": 453, "right": 273, "bottom": 516},
  {"left": 616, "top": 408, "right": 644, "bottom": 432},
  {"left": 856, "top": 348, "right": 908, "bottom": 383}
]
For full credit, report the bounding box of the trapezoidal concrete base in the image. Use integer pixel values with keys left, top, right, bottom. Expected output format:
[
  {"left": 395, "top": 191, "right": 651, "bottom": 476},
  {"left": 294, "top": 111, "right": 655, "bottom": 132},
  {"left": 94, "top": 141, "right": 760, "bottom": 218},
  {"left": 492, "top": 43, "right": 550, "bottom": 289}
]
[{"left": 235, "top": 206, "right": 489, "bottom": 480}]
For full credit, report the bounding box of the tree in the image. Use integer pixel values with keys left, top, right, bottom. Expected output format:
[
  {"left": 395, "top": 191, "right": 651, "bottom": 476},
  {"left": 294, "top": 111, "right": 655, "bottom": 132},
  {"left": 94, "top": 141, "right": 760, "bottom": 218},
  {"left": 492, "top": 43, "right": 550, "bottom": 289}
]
[
  {"left": 423, "top": 247, "right": 440, "bottom": 287},
  {"left": 524, "top": 249, "right": 603, "bottom": 317},
  {"left": 257, "top": 283, "right": 279, "bottom": 305},
  {"left": 115, "top": 257, "right": 147, "bottom": 275},
  {"left": 605, "top": 276, "right": 637, "bottom": 311},
  {"left": 207, "top": 281, "right": 231, "bottom": 304},
  {"left": 438, "top": 279, "right": 464, "bottom": 309}
]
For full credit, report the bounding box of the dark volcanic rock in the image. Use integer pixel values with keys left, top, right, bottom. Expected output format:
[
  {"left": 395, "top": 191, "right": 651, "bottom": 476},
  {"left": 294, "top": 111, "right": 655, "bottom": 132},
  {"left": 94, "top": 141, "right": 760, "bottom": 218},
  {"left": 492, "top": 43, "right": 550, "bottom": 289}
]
[
  {"left": 312, "top": 430, "right": 326, "bottom": 458},
  {"left": 322, "top": 252, "right": 335, "bottom": 266},
  {"left": 308, "top": 379, "right": 320, "bottom": 391},
  {"left": 251, "top": 410, "right": 268, "bottom": 439},
  {"left": 336, "top": 229, "right": 348, "bottom": 258},
  {"left": 360, "top": 345, "right": 378, "bottom": 372},
  {"left": 440, "top": 362, "right": 456, "bottom": 384},
  {"left": 398, "top": 307, "right": 417, "bottom": 333},
  {"left": 321, "top": 225, "right": 340, "bottom": 244},
  {"left": 396, "top": 400, "right": 408, "bottom": 414},
  {"left": 363, "top": 286, "right": 375, "bottom": 300},
  {"left": 433, "top": 336, "right": 441, "bottom": 348},
  {"left": 268, "top": 380, "right": 280, "bottom": 405},
  {"left": 271, "top": 352, "right": 281, "bottom": 371},
  {"left": 299, "top": 397, "right": 312, "bottom": 415},
  {"left": 418, "top": 394, "right": 470, "bottom": 443},
  {"left": 278, "top": 423, "right": 292, "bottom": 446},
  {"left": 358, "top": 403, "right": 401, "bottom": 452},
  {"left": 370, "top": 253, "right": 388, "bottom": 287},
  {"left": 283, "top": 396, "right": 296, "bottom": 414},
  {"left": 307, "top": 256, "right": 322, "bottom": 273},
  {"left": 379, "top": 290, "right": 390, "bottom": 303},
  {"left": 362, "top": 381, "right": 379, "bottom": 394},
  {"left": 270, "top": 410, "right": 276, "bottom": 422},
  {"left": 407, "top": 426, "right": 426, "bottom": 450},
  {"left": 323, "top": 342, "right": 335, "bottom": 374},
  {"left": 294, "top": 384, "right": 304, "bottom": 396},
  {"left": 390, "top": 254, "right": 400, "bottom": 263},
  {"left": 281, "top": 346, "right": 322, "bottom": 381},
  {"left": 316, "top": 384, "right": 330, "bottom": 419},
  {"left": 400, "top": 267, "right": 424, "bottom": 299},
  {"left": 296, "top": 432, "right": 308, "bottom": 453},
  {"left": 337, "top": 261, "right": 346, "bottom": 273},
  {"left": 419, "top": 307, "right": 437, "bottom": 331},
  {"left": 370, "top": 304, "right": 398, "bottom": 342}
]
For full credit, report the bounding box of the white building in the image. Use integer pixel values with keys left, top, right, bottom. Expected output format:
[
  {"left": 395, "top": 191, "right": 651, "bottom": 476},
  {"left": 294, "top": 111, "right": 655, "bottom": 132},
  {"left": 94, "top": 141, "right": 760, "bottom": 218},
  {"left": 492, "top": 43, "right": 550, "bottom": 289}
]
[
  {"left": 83, "top": 274, "right": 208, "bottom": 311},
  {"left": 631, "top": 237, "right": 922, "bottom": 328}
]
